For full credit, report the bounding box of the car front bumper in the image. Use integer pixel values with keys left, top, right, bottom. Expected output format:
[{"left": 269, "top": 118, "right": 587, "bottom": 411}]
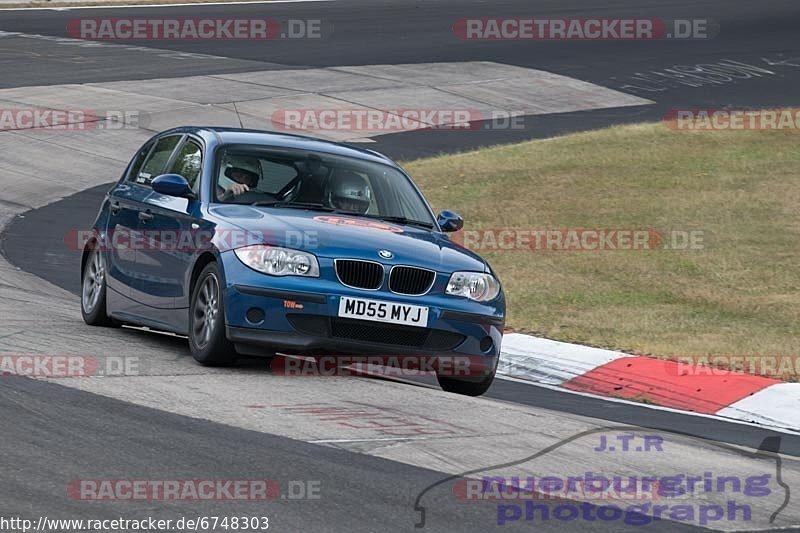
[{"left": 220, "top": 251, "right": 505, "bottom": 370}]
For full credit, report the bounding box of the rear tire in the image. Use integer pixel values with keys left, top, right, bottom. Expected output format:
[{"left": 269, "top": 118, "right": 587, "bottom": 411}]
[
  {"left": 189, "top": 262, "right": 237, "bottom": 366},
  {"left": 81, "top": 246, "right": 116, "bottom": 327}
]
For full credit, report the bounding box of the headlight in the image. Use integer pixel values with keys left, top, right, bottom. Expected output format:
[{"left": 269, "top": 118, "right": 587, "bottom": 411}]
[
  {"left": 234, "top": 245, "right": 319, "bottom": 277},
  {"left": 446, "top": 271, "right": 500, "bottom": 302}
]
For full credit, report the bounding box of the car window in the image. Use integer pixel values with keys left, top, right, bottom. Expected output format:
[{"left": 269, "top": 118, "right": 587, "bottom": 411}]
[
  {"left": 213, "top": 146, "right": 436, "bottom": 226},
  {"left": 215, "top": 152, "right": 299, "bottom": 202},
  {"left": 169, "top": 140, "right": 202, "bottom": 189},
  {"left": 258, "top": 159, "right": 298, "bottom": 194},
  {"left": 132, "top": 135, "right": 182, "bottom": 187},
  {"left": 125, "top": 140, "right": 154, "bottom": 183}
]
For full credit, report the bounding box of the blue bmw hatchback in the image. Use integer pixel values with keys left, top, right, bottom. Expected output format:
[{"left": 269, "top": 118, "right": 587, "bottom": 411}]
[{"left": 81, "top": 127, "right": 505, "bottom": 395}]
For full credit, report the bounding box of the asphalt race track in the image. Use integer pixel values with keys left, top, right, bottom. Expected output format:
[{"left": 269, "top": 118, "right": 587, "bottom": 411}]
[
  {"left": 1, "top": 1, "right": 800, "bottom": 531},
  {"left": 4, "top": 183, "right": 800, "bottom": 458}
]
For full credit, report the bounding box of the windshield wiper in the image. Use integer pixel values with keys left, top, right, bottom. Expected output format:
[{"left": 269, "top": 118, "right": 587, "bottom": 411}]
[
  {"left": 364, "top": 215, "right": 435, "bottom": 229},
  {"left": 252, "top": 201, "right": 336, "bottom": 212}
]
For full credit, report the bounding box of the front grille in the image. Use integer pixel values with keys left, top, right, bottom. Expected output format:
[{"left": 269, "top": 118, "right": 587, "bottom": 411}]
[
  {"left": 335, "top": 260, "right": 384, "bottom": 290},
  {"left": 330, "top": 318, "right": 466, "bottom": 350},
  {"left": 389, "top": 266, "right": 436, "bottom": 295},
  {"left": 331, "top": 318, "right": 429, "bottom": 346}
]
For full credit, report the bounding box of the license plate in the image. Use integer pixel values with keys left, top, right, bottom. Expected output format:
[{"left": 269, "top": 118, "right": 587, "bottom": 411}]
[{"left": 338, "top": 296, "right": 429, "bottom": 328}]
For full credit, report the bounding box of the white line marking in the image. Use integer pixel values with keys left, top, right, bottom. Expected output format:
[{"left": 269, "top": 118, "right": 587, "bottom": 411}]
[
  {"left": 0, "top": 0, "right": 333, "bottom": 11},
  {"left": 0, "top": 30, "right": 239, "bottom": 61}
]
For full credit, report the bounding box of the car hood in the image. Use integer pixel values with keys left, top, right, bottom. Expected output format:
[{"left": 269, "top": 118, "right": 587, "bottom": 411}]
[{"left": 208, "top": 205, "right": 487, "bottom": 272}]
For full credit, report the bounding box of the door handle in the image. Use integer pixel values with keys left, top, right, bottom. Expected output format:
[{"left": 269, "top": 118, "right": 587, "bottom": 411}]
[
  {"left": 138, "top": 211, "right": 154, "bottom": 222},
  {"left": 110, "top": 201, "right": 121, "bottom": 214}
]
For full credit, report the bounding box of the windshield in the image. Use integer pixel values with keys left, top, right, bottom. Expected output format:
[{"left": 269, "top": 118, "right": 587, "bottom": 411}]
[{"left": 213, "top": 146, "right": 436, "bottom": 227}]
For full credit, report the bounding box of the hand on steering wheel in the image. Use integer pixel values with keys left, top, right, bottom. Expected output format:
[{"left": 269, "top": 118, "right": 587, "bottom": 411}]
[{"left": 221, "top": 183, "right": 250, "bottom": 201}]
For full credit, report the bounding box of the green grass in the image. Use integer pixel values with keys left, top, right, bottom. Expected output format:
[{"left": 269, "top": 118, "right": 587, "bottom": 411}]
[{"left": 404, "top": 122, "right": 800, "bottom": 369}]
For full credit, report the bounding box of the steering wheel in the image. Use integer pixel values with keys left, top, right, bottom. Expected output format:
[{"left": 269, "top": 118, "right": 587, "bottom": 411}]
[{"left": 219, "top": 189, "right": 273, "bottom": 204}]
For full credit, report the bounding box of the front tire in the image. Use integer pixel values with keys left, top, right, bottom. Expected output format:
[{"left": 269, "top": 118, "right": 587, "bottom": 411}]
[
  {"left": 189, "top": 263, "right": 237, "bottom": 366},
  {"left": 81, "top": 246, "right": 116, "bottom": 327},
  {"left": 437, "top": 359, "right": 498, "bottom": 396}
]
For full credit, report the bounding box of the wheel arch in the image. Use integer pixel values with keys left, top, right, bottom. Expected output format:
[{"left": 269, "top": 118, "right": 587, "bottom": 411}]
[
  {"left": 80, "top": 237, "right": 99, "bottom": 277},
  {"left": 189, "top": 251, "right": 219, "bottom": 298}
]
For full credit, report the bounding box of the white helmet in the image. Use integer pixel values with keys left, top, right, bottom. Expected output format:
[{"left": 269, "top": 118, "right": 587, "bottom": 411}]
[
  {"left": 327, "top": 170, "right": 371, "bottom": 214},
  {"left": 223, "top": 155, "right": 261, "bottom": 187}
]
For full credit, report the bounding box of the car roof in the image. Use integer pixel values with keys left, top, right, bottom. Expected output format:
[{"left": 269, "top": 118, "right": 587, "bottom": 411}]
[{"left": 160, "top": 126, "right": 398, "bottom": 167}]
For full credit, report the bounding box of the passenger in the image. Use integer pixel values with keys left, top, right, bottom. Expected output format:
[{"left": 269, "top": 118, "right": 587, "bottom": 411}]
[{"left": 327, "top": 170, "right": 372, "bottom": 214}]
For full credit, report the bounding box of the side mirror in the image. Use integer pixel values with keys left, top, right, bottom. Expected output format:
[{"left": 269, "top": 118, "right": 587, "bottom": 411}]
[
  {"left": 152, "top": 174, "right": 195, "bottom": 200},
  {"left": 437, "top": 210, "right": 464, "bottom": 233}
]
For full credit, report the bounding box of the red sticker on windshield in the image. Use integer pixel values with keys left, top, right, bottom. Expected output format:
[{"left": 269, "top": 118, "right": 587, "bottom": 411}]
[{"left": 313, "top": 215, "right": 404, "bottom": 233}]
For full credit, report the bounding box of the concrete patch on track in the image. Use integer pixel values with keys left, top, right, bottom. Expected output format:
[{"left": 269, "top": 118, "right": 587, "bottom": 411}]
[
  {"left": 0, "top": 61, "right": 653, "bottom": 142},
  {"left": 0, "top": 129, "right": 149, "bottom": 205},
  {"left": 93, "top": 75, "right": 301, "bottom": 105},
  {"left": 5, "top": 126, "right": 152, "bottom": 162},
  {"left": 0, "top": 84, "right": 188, "bottom": 113},
  {"left": 335, "top": 63, "right": 652, "bottom": 115},
  {"left": 217, "top": 67, "right": 418, "bottom": 93},
  {"left": 123, "top": 61, "right": 652, "bottom": 140}
]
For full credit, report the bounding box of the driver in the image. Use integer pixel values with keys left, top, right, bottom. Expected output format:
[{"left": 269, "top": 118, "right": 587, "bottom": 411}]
[
  {"left": 327, "top": 170, "right": 371, "bottom": 214},
  {"left": 217, "top": 156, "right": 261, "bottom": 201}
]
